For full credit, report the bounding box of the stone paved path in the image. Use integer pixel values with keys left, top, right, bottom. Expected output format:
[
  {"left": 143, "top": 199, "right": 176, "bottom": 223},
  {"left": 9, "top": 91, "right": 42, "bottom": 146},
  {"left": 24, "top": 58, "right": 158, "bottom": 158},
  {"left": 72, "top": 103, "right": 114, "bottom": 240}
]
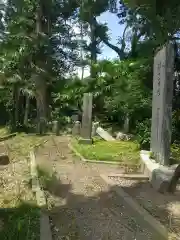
[{"left": 35, "top": 136, "right": 165, "bottom": 240}]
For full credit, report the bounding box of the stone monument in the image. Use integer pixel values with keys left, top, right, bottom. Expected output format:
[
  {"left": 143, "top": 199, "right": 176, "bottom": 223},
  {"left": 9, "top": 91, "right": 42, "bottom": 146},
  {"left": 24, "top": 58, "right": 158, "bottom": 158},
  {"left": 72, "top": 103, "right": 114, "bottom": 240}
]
[
  {"left": 79, "top": 93, "right": 93, "bottom": 144},
  {"left": 151, "top": 42, "right": 174, "bottom": 166},
  {"left": 52, "top": 120, "right": 60, "bottom": 136}
]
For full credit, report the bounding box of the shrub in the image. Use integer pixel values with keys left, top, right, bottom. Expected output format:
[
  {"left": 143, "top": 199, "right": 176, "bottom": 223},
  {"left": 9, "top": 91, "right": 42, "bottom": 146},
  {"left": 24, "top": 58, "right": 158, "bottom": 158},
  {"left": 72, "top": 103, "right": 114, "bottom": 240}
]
[{"left": 136, "top": 118, "right": 151, "bottom": 149}]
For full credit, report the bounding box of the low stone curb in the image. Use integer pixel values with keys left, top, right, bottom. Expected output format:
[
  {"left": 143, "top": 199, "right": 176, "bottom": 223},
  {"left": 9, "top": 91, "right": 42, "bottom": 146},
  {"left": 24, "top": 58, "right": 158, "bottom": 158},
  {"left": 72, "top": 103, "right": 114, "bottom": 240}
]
[
  {"left": 68, "top": 143, "right": 140, "bottom": 169},
  {"left": 108, "top": 173, "right": 149, "bottom": 180},
  {"left": 30, "top": 150, "right": 52, "bottom": 240},
  {"left": 100, "top": 174, "right": 168, "bottom": 240},
  {"left": 0, "top": 132, "right": 17, "bottom": 142}
]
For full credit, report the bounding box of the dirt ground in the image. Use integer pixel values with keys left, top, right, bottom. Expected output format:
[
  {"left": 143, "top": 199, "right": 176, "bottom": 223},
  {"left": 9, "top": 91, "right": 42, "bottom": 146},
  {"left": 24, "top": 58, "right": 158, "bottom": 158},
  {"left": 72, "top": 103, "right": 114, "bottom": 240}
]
[{"left": 35, "top": 135, "right": 168, "bottom": 240}]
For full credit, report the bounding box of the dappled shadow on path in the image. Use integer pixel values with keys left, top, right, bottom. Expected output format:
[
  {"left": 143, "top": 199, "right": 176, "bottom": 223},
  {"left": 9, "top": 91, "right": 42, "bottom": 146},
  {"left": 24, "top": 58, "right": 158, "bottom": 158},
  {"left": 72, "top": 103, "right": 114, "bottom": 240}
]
[
  {"left": 33, "top": 136, "right": 180, "bottom": 239},
  {"left": 37, "top": 168, "right": 171, "bottom": 240},
  {"left": 37, "top": 167, "right": 72, "bottom": 199}
]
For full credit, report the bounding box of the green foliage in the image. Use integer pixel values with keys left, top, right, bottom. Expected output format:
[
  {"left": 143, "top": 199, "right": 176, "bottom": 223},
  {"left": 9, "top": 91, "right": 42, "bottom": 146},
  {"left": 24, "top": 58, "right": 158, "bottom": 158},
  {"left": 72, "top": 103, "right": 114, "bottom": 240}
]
[
  {"left": 51, "top": 78, "right": 85, "bottom": 120},
  {"left": 135, "top": 118, "right": 151, "bottom": 149},
  {"left": 172, "top": 110, "right": 180, "bottom": 143},
  {"left": 86, "top": 59, "right": 152, "bottom": 127}
]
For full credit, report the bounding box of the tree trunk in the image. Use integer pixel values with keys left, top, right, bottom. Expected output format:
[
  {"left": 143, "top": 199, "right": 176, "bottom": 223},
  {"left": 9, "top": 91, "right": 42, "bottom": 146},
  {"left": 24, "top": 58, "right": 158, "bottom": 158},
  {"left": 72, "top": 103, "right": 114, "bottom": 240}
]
[
  {"left": 24, "top": 94, "right": 30, "bottom": 126},
  {"left": 35, "top": 76, "right": 47, "bottom": 134},
  {"left": 90, "top": 17, "right": 97, "bottom": 79},
  {"left": 168, "top": 164, "right": 180, "bottom": 193},
  {"left": 35, "top": 1, "right": 48, "bottom": 134},
  {"left": 80, "top": 21, "right": 85, "bottom": 81},
  {"left": 11, "top": 84, "right": 20, "bottom": 131}
]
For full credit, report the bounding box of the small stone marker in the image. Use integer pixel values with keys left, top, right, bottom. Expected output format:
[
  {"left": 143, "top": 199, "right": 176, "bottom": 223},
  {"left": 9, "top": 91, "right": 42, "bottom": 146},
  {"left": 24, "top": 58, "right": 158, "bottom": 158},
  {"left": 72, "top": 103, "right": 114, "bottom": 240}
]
[
  {"left": 96, "top": 127, "right": 115, "bottom": 141},
  {"left": 79, "top": 93, "right": 93, "bottom": 144},
  {"left": 72, "top": 121, "right": 81, "bottom": 136},
  {"left": 150, "top": 43, "right": 174, "bottom": 166},
  {"left": 72, "top": 114, "right": 79, "bottom": 122},
  {"left": 52, "top": 120, "right": 60, "bottom": 136},
  {"left": 92, "top": 122, "right": 99, "bottom": 137},
  {"left": 123, "top": 114, "right": 130, "bottom": 133}
]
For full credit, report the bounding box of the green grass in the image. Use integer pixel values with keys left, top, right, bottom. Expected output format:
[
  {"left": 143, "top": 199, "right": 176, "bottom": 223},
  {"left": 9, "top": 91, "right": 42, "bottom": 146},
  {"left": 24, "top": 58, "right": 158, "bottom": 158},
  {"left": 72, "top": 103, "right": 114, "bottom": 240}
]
[
  {"left": 72, "top": 138, "right": 140, "bottom": 165},
  {"left": 0, "top": 203, "right": 40, "bottom": 240},
  {"left": 171, "top": 144, "right": 180, "bottom": 164}
]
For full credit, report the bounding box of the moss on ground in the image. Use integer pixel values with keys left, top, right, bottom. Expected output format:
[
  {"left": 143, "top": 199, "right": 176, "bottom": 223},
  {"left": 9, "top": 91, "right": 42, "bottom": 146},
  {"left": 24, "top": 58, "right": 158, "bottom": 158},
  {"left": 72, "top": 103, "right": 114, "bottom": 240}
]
[
  {"left": 72, "top": 138, "right": 140, "bottom": 165},
  {"left": 0, "top": 133, "right": 47, "bottom": 239},
  {"left": 0, "top": 203, "right": 40, "bottom": 240}
]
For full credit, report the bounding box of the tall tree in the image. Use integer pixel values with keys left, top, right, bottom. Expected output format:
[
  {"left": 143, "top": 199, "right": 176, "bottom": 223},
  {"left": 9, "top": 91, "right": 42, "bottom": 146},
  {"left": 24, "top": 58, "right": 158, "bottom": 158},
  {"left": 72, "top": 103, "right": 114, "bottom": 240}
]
[{"left": 0, "top": 0, "right": 79, "bottom": 132}]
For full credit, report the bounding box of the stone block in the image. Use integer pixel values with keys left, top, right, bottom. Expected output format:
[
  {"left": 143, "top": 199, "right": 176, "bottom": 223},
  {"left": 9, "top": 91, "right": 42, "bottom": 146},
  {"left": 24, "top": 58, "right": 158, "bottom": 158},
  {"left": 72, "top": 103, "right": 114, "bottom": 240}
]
[
  {"left": 140, "top": 150, "right": 176, "bottom": 193},
  {"left": 52, "top": 120, "right": 60, "bottom": 136},
  {"left": 78, "top": 138, "right": 93, "bottom": 145},
  {"left": 96, "top": 127, "right": 115, "bottom": 141},
  {"left": 150, "top": 169, "right": 171, "bottom": 193}
]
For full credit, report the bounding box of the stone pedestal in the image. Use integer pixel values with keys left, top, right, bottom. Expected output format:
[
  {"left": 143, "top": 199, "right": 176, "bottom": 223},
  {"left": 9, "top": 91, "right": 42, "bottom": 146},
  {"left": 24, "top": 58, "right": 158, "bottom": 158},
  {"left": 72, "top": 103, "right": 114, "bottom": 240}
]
[
  {"left": 140, "top": 150, "right": 177, "bottom": 193},
  {"left": 78, "top": 138, "right": 93, "bottom": 144}
]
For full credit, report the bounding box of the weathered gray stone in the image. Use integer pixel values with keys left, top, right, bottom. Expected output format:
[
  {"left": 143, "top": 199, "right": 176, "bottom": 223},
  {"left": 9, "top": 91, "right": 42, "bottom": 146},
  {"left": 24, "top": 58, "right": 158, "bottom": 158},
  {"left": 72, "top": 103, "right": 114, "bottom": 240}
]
[
  {"left": 116, "top": 132, "right": 133, "bottom": 141},
  {"left": 150, "top": 169, "right": 171, "bottom": 193},
  {"left": 151, "top": 43, "right": 174, "bottom": 166},
  {"left": 80, "top": 93, "right": 93, "bottom": 144},
  {"left": 96, "top": 127, "right": 115, "bottom": 141},
  {"left": 72, "top": 121, "right": 81, "bottom": 136},
  {"left": 52, "top": 120, "right": 60, "bottom": 136},
  {"left": 123, "top": 115, "right": 130, "bottom": 133},
  {"left": 72, "top": 114, "right": 79, "bottom": 122},
  {"left": 92, "top": 122, "right": 99, "bottom": 137},
  {"left": 78, "top": 138, "right": 93, "bottom": 144},
  {"left": 140, "top": 150, "right": 178, "bottom": 193}
]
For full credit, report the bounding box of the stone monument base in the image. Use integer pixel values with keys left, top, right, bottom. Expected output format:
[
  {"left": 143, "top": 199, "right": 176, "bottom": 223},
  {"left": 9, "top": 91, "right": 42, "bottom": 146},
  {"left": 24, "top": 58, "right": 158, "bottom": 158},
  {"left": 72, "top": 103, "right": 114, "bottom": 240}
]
[
  {"left": 78, "top": 138, "right": 93, "bottom": 145},
  {"left": 140, "top": 150, "right": 177, "bottom": 193}
]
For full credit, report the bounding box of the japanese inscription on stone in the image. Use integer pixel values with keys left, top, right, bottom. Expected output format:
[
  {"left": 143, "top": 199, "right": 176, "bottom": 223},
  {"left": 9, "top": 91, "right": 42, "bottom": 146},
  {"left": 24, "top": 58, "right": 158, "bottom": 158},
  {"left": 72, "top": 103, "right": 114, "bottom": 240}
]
[{"left": 151, "top": 43, "right": 174, "bottom": 165}]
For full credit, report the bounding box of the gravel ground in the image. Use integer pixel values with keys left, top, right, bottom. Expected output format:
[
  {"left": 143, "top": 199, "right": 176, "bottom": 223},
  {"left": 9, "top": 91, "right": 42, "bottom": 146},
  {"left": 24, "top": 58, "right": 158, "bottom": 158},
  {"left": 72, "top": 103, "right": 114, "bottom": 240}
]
[
  {"left": 109, "top": 176, "right": 180, "bottom": 239},
  {"left": 35, "top": 136, "right": 164, "bottom": 240}
]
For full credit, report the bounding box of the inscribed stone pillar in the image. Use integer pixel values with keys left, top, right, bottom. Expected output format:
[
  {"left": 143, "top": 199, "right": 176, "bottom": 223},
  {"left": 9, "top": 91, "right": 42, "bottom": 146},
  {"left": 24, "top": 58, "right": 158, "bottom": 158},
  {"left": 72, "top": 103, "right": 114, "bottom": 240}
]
[
  {"left": 52, "top": 120, "right": 60, "bottom": 136},
  {"left": 79, "top": 93, "right": 93, "bottom": 144},
  {"left": 150, "top": 42, "right": 174, "bottom": 166}
]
